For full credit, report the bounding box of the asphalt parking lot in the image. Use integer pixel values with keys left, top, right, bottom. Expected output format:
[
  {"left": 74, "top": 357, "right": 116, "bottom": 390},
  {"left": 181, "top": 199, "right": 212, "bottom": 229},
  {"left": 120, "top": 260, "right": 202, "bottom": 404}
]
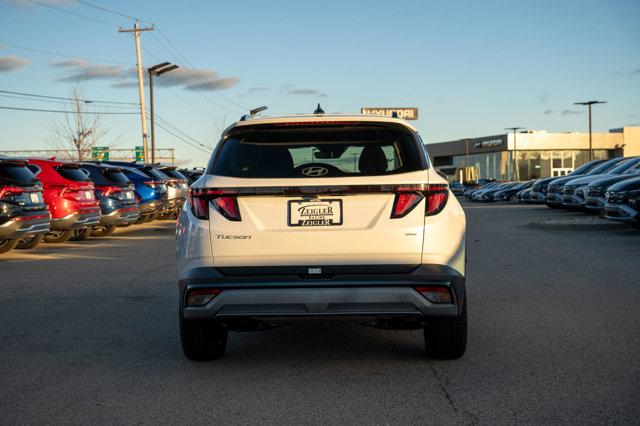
[{"left": 1, "top": 202, "right": 638, "bottom": 424}]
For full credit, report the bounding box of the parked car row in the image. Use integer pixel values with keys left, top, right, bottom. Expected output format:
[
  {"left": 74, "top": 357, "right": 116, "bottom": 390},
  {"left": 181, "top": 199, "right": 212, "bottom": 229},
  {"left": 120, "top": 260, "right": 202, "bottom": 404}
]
[
  {"left": 0, "top": 157, "right": 202, "bottom": 255},
  {"left": 458, "top": 156, "right": 640, "bottom": 229}
]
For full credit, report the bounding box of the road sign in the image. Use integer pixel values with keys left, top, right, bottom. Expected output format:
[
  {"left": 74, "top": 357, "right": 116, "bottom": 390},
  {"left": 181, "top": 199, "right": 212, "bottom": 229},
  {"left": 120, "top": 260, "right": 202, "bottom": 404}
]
[
  {"left": 91, "top": 146, "right": 110, "bottom": 161},
  {"left": 361, "top": 107, "right": 419, "bottom": 120},
  {"left": 135, "top": 146, "right": 145, "bottom": 162}
]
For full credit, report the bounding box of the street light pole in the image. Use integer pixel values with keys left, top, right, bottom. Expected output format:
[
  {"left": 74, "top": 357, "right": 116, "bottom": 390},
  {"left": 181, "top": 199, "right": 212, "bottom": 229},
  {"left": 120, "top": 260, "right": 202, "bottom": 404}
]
[
  {"left": 505, "top": 127, "right": 524, "bottom": 181},
  {"left": 574, "top": 100, "right": 606, "bottom": 162},
  {"left": 148, "top": 62, "right": 179, "bottom": 163}
]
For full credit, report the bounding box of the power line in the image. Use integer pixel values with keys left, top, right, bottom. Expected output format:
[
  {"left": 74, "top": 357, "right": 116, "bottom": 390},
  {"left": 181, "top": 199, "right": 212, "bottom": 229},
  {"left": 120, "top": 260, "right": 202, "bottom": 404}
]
[
  {"left": 0, "top": 105, "right": 139, "bottom": 114},
  {"left": 24, "top": 0, "right": 120, "bottom": 28},
  {"left": 0, "top": 90, "right": 139, "bottom": 105},
  {"left": 0, "top": 93, "right": 136, "bottom": 109},
  {"left": 153, "top": 120, "right": 210, "bottom": 153},
  {"left": 140, "top": 37, "right": 244, "bottom": 114},
  {"left": 148, "top": 110, "right": 211, "bottom": 148},
  {"left": 75, "top": 0, "right": 139, "bottom": 21},
  {"left": 0, "top": 42, "right": 133, "bottom": 65},
  {"left": 152, "top": 30, "right": 247, "bottom": 113}
]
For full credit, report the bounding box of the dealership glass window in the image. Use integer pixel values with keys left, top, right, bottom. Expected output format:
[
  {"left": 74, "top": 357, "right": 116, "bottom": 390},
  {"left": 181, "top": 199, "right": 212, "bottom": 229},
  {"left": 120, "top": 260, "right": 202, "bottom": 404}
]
[{"left": 447, "top": 149, "right": 618, "bottom": 181}]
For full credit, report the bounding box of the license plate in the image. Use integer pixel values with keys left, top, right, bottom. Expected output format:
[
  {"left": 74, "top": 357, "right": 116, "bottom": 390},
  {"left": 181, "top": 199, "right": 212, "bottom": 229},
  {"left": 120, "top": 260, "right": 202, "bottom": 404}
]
[
  {"left": 85, "top": 190, "right": 93, "bottom": 200},
  {"left": 29, "top": 193, "right": 39, "bottom": 203},
  {"left": 288, "top": 199, "right": 343, "bottom": 227}
]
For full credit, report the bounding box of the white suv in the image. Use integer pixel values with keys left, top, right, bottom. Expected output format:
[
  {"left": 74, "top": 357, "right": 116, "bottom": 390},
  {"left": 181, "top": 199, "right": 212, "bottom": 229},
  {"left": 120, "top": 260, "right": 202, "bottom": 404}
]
[{"left": 176, "top": 114, "right": 467, "bottom": 360}]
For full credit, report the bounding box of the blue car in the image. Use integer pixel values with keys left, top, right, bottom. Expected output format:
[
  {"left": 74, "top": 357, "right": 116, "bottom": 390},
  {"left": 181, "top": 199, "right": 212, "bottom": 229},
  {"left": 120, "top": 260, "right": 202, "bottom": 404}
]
[
  {"left": 94, "top": 161, "right": 168, "bottom": 223},
  {"left": 78, "top": 163, "right": 141, "bottom": 235}
]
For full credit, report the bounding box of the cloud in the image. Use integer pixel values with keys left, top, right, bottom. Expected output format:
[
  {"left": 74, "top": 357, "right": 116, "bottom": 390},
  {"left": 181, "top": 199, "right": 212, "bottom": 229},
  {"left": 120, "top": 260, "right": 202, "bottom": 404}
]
[
  {"left": 543, "top": 109, "right": 555, "bottom": 115},
  {"left": 561, "top": 109, "right": 584, "bottom": 115},
  {"left": 52, "top": 58, "right": 124, "bottom": 82},
  {"left": 50, "top": 58, "right": 240, "bottom": 92},
  {"left": 114, "top": 66, "right": 239, "bottom": 92},
  {"left": 286, "top": 88, "right": 327, "bottom": 97},
  {"left": 614, "top": 67, "right": 640, "bottom": 77},
  {"left": 0, "top": 54, "right": 31, "bottom": 72}
]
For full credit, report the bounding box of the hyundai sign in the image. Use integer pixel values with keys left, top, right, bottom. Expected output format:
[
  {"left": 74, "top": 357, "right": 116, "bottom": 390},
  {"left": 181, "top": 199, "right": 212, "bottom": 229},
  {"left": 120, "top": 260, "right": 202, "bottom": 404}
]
[{"left": 361, "top": 107, "right": 419, "bottom": 120}]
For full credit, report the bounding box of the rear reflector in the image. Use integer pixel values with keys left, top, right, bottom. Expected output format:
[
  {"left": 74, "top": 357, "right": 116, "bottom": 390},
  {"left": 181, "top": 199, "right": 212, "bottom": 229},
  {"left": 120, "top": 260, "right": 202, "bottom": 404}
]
[
  {"left": 186, "top": 288, "right": 221, "bottom": 306},
  {"left": 415, "top": 286, "right": 452, "bottom": 304}
]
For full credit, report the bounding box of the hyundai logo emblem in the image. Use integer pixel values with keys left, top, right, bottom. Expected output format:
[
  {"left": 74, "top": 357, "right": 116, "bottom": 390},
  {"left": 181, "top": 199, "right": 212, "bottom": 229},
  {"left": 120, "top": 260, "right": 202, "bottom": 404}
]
[{"left": 301, "top": 166, "right": 329, "bottom": 177}]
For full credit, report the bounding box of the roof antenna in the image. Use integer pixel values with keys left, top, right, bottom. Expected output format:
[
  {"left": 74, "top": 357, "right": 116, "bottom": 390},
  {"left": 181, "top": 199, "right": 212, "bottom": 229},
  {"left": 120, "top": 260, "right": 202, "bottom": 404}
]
[
  {"left": 250, "top": 105, "right": 268, "bottom": 115},
  {"left": 314, "top": 103, "right": 325, "bottom": 114}
]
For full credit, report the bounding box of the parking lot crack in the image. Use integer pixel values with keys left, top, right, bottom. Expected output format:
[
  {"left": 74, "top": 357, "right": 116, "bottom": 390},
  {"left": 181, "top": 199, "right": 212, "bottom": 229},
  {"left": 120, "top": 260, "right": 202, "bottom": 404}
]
[{"left": 427, "top": 361, "right": 478, "bottom": 424}]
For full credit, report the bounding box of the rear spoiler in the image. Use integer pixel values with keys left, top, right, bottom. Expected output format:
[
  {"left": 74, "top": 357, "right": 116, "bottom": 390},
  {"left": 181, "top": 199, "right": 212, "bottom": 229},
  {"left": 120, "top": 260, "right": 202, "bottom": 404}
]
[{"left": 0, "top": 158, "right": 28, "bottom": 167}]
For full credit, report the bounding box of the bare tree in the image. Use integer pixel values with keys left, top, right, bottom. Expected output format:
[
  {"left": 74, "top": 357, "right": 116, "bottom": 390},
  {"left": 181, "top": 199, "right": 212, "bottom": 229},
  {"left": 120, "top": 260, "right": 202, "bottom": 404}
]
[{"left": 46, "top": 83, "right": 114, "bottom": 161}]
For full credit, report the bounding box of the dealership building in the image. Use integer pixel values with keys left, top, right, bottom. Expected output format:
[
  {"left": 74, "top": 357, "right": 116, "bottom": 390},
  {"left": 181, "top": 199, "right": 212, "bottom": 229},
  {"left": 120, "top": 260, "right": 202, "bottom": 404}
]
[{"left": 426, "top": 127, "right": 640, "bottom": 182}]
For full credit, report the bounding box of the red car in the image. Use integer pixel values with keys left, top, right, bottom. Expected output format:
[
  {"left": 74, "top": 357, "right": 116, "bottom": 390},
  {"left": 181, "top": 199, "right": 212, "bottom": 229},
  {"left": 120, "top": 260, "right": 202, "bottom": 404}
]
[{"left": 26, "top": 158, "right": 101, "bottom": 243}]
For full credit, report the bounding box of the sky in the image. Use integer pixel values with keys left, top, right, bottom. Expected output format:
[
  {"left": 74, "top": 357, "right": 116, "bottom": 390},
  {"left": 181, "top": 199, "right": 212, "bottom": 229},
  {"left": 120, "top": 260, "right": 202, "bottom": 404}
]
[{"left": 0, "top": 0, "right": 639, "bottom": 166}]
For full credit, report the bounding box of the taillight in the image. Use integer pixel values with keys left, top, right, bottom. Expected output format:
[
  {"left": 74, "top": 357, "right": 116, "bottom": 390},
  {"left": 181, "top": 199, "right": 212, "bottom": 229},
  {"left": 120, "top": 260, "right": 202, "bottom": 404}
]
[
  {"left": 189, "top": 188, "right": 241, "bottom": 221},
  {"left": 103, "top": 186, "right": 122, "bottom": 197},
  {"left": 425, "top": 185, "right": 449, "bottom": 216},
  {"left": 186, "top": 288, "right": 221, "bottom": 306},
  {"left": 391, "top": 192, "right": 423, "bottom": 218},
  {"left": 0, "top": 186, "right": 24, "bottom": 199},
  {"left": 390, "top": 184, "right": 449, "bottom": 218},
  {"left": 415, "top": 286, "right": 452, "bottom": 303},
  {"left": 61, "top": 188, "right": 81, "bottom": 201}
]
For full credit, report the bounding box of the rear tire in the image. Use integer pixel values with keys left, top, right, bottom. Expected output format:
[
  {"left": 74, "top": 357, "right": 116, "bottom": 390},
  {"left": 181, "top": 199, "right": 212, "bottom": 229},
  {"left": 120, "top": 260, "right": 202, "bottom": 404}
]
[
  {"left": 16, "top": 234, "right": 44, "bottom": 250},
  {"left": 0, "top": 239, "right": 19, "bottom": 254},
  {"left": 69, "top": 227, "right": 92, "bottom": 241},
  {"left": 44, "top": 229, "right": 73, "bottom": 243},
  {"left": 91, "top": 225, "right": 116, "bottom": 237},
  {"left": 180, "top": 317, "right": 228, "bottom": 361},
  {"left": 424, "top": 300, "right": 467, "bottom": 359}
]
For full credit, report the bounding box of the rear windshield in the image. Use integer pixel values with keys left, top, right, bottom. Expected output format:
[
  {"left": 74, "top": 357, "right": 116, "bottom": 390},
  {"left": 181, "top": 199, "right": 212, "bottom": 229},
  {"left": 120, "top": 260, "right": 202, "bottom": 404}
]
[
  {"left": 162, "top": 169, "right": 187, "bottom": 180},
  {"left": 210, "top": 124, "right": 423, "bottom": 178},
  {"left": 142, "top": 167, "right": 170, "bottom": 180},
  {"left": 55, "top": 166, "right": 90, "bottom": 182},
  {"left": 0, "top": 163, "right": 37, "bottom": 183},
  {"left": 103, "top": 169, "right": 130, "bottom": 184}
]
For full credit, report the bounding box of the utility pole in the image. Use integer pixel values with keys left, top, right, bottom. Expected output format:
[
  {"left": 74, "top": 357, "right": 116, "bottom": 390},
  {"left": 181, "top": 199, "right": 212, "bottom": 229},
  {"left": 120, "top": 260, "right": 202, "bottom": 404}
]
[
  {"left": 574, "top": 100, "right": 606, "bottom": 162},
  {"left": 505, "top": 127, "right": 524, "bottom": 181},
  {"left": 148, "top": 62, "right": 179, "bottom": 163},
  {"left": 119, "top": 20, "right": 154, "bottom": 162}
]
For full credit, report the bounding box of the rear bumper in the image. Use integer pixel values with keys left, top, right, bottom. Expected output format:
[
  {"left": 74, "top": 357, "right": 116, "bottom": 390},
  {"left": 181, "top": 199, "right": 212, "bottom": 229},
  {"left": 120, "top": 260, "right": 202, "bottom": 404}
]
[
  {"left": 99, "top": 206, "right": 140, "bottom": 226},
  {"left": 50, "top": 211, "right": 101, "bottom": 231},
  {"left": 179, "top": 264, "right": 465, "bottom": 320},
  {"left": 0, "top": 213, "right": 51, "bottom": 239},
  {"left": 139, "top": 200, "right": 164, "bottom": 215}
]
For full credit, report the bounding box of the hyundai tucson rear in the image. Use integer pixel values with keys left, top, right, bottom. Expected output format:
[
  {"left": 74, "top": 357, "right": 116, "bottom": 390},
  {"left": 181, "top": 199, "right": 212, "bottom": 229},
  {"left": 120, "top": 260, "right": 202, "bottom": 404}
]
[
  {"left": 0, "top": 158, "right": 51, "bottom": 253},
  {"left": 176, "top": 115, "right": 467, "bottom": 361},
  {"left": 79, "top": 163, "right": 140, "bottom": 236}
]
